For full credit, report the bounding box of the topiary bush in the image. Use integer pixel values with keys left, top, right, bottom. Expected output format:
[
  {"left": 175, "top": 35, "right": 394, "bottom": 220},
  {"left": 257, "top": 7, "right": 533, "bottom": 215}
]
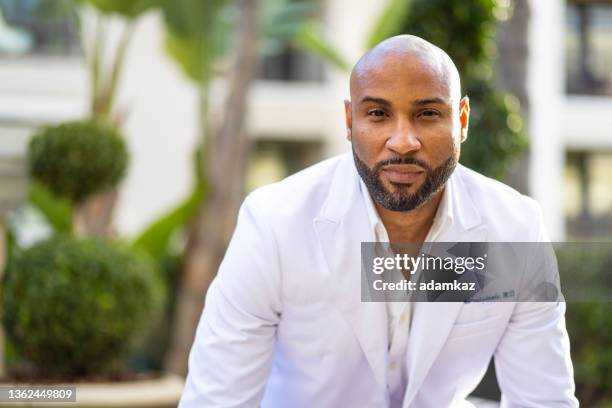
[
  {"left": 1, "top": 236, "right": 165, "bottom": 378},
  {"left": 28, "top": 120, "right": 128, "bottom": 203}
]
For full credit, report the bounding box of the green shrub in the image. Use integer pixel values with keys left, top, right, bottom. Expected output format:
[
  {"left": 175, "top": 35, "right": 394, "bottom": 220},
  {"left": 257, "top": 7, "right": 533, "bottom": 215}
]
[
  {"left": 382, "top": 0, "right": 527, "bottom": 179},
  {"left": 28, "top": 120, "right": 128, "bottom": 203},
  {"left": 1, "top": 236, "right": 165, "bottom": 378},
  {"left": 556, "top": 244, "right": 612, "bottom": 406}
]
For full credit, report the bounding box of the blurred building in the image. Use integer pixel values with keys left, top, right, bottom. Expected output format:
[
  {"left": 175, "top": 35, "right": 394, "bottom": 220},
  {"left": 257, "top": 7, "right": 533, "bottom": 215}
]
[
  {"left": 0, "top": 0, "right": 611, "bottom": 240},
  {"left": 562, "top": 0, "right": 612, "bottom": 239}
]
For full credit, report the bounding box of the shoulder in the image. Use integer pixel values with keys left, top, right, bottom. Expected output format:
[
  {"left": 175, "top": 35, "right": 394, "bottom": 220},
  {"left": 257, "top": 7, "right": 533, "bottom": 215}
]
[{"left": 455, "top": 165, "right": 545, "bottom": 240}]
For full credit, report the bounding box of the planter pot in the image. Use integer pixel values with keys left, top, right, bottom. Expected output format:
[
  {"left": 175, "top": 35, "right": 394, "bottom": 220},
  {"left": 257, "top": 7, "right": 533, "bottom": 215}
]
[{"left": 0, "top": 373, "right": 184, "bottom": 408}]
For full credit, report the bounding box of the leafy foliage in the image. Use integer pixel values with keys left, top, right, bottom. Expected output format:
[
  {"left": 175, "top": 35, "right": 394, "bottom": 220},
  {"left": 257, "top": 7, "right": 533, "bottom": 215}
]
[
  {"left": 557, "top": 245, "right": 612, "bottom": 406},
  {"left": 1, "top": 237, "right": 165, "bottom": 378},
  {"left": 371, "top": 0, "right": 526, "bottom": 179},
  {"left": 459, "top": 81, "right": 526, "bottom": 179},
  {"left": 161, "top": 0, "right": 348, "bottom": 82},
  {"left": 28, "top": 120, "right": 128, "bottom": 204},
  {"left": 261, "top": 0, "right": 348, "bottom": 71},
  {"left": 161, "top": 0, "right": 232, "bottom": 81},
  {"left": 132, "top": 183, "right": 205, "bottom": 262},
  {"left": 288, "top": 22, "right": 348, "bottom": 71},
  {"left": 76, "top": 0, "right": 157, "bottom": 19},
  {"left": 27, "top": 182, "right": 73, "bottom": 234},
  {"left": 367, "top": 0, "right": 414, "bottom": 48}
]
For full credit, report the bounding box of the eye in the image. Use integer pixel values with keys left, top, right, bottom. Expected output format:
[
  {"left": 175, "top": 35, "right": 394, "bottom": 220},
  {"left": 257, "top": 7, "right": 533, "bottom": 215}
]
[
  {"left": 367, "top": 109, "right": 387, "bottom": 118},
  {"left": 418, "top": 109, "right": 440, "bottom": 118}
]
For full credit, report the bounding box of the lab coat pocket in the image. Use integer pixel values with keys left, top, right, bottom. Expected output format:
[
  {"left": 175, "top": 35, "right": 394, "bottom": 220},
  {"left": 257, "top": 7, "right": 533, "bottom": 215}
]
[{"left": 447, "top": 314, "right": 506, "bottom": 341}]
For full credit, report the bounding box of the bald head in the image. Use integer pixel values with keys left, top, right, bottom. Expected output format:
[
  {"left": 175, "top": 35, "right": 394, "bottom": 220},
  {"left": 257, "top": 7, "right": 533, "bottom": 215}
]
[
  {"left": 345, "top": 36, "right": 471, "bottom": 213},
  {"left": 350, "top": 35, "right": 461, "bottom": 104}
]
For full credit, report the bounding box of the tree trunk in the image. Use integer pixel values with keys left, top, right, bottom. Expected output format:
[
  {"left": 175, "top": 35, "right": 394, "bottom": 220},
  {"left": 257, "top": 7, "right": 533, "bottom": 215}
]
[
  {"left": 164, "top": 0, "right": 260, "bottom": 376},
  {"left": 73, "top": 189, "right": 118, "bottom": 238},
  {"left": 0, "top": 220, "right": 6, "bottom": 376},
  {"left": 496, "top": 0, "right": 530, "bottom": 194},
  {"left": 471, "top": 2, "right": 532, "bottom": 399},
  {"left": 74, "top": 16, "right": 134, "bottom": 239}
]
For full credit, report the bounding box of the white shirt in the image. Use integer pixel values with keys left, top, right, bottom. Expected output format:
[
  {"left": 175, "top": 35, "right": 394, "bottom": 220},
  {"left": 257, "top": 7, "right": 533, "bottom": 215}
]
[{"left": 359, "top": 179, "right": 454, "bottom": 407}]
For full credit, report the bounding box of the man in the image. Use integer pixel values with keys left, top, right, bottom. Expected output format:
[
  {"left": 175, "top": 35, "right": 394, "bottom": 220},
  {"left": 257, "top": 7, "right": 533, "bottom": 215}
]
[{"left": 179, "top": 35, "right": 578, "bottom": 407}]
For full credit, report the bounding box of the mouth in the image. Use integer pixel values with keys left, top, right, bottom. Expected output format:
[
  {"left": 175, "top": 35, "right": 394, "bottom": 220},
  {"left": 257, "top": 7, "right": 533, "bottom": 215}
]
[{"left": 381, "top": 164, "right": 425, "bottom": 184}]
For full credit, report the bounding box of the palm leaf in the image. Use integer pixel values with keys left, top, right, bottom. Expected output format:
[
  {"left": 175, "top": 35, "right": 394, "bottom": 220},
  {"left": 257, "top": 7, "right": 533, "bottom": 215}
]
[
  {"left": 132, "top": 183, "right": 205, "bottom": 261},
  {"left": 28, "top": 182, "right": 73, "bottom": 234},
  {"left": 366, "top": 0, "right": 413, "bottom": 49},
  {"left": 75, "top": 0, "right": 158, "bottom": 19},
  {"left": 291, "top": 22, "right": 348, "bottom": 71}
]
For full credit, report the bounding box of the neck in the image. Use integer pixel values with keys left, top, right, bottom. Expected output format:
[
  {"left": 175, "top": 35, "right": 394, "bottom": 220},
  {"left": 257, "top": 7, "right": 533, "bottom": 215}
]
[{"left": 375, "top": 187, "right": 445, "bottom": 243}]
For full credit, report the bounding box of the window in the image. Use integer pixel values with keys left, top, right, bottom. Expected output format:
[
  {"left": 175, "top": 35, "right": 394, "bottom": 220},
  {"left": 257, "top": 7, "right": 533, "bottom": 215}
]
[
  {"left": 564, "top": 150, "right": 612, "bottom": 238},
  {"left": 566, "top": 1, "right": 612, "bottom": 95},
  {"left": 257, "top": 0, "right": 325, "bottom": 82},
  {"left": 258, "top": 43, "right": 325, "bottom": 82},
  {"left": 0, "top": 0, "right": 80, "bottom": 57},
  {"left": 246, "top": 139, "right": 323, "bottom": 191}
]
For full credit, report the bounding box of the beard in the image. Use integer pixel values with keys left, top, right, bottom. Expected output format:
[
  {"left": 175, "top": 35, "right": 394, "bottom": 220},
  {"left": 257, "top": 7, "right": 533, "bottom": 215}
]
[{"left": 352, "top": 146, "right": 457, "bottom": 212}]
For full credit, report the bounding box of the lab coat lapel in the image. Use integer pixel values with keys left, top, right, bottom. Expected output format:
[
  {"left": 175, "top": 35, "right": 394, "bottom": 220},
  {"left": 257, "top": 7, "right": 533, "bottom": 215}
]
[
  {"left": 313, "top": 154, "right": 388, "bottom": 389},
  {"left": 402, "top": 167, "right": 489, "bottom": 407}
]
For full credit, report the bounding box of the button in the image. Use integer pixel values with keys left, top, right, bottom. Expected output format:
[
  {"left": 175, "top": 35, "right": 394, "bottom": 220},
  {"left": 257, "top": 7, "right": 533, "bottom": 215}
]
[{"left": 389, "top": 361, "right": 397, "bottom": 369}]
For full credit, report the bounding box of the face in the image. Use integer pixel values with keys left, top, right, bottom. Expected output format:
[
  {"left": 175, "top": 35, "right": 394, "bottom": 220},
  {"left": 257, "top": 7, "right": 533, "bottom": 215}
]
[{"left": 346, "top": 53, "right": 469, "bottom": 212}]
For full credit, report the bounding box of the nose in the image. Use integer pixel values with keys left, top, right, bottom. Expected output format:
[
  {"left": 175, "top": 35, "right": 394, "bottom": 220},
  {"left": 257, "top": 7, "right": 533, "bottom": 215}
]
[{"left": 385, "top": 119, "right": 421, "bottom": 155}]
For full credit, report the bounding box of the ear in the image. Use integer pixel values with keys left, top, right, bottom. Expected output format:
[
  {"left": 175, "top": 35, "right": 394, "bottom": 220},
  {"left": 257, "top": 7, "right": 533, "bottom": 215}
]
[
  {"left": 459, "top": 96, "right": 470, "bottom": 142},
  {"left": 344, "top": 99, "right": 352, "bottom": 141}
]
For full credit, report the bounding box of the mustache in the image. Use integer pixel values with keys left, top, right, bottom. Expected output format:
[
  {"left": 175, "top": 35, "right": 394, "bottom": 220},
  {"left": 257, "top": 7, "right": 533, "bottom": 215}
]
[{"left": 374, "top": 156, "right": 432, "bottom": 173}]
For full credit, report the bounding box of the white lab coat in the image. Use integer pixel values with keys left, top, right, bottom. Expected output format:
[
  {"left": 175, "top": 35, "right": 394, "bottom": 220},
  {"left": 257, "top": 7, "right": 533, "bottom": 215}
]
[{"left": 179, "top": 153, "right": 578, "bottom": 408}]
